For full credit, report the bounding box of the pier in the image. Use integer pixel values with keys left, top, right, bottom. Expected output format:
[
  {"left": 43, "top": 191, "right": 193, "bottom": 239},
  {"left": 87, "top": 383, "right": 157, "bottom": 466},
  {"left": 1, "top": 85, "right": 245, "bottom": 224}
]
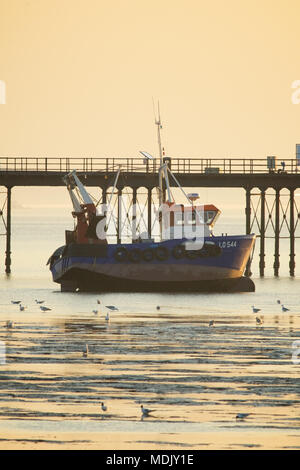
[{"left": 1, "top": 156, "right": 300, "bottom": 276}]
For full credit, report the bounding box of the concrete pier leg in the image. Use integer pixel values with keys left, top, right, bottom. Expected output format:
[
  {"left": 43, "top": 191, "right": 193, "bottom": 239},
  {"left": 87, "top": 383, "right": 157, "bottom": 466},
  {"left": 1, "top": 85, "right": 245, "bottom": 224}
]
[
  {"left": 274, "top": 188, "right": 280, "bottom": 276},
  {"left": 132, "top": 187, "right": 137, "bottom": 242},
  {"left": 259, "top": 189, "right": 266, "bottom": 276},
  {"left": 5, "top": 187, "right": 12, "bottom": 274},
  {"left": 289, "top": 188, "right": 295, "bottom": 276},
  {"left": 148, "top": 187, "right": 152, "bottom": 239},
  {"left": 117, "top": 188, "right": 122, "bottom": 244},
  {"left": 245, "top": 187, "right": 252, "bottom": 277}
]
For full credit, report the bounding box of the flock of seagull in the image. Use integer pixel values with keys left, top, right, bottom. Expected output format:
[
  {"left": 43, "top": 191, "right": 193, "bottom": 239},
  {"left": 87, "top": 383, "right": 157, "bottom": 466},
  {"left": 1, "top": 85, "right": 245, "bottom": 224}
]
[
  {"left": 3, "top": 296, "right": 293, "bottom": 422},
  {"left": 5, "top": 298, "right": 120, "bottom": 331},
  {"left": 10, "top": 299, "right": 52, "bottom": 312},
  {"left": 251, "top": 299, "right": 291, "bottom": 326},
  {"left": 92, "top": 299, "right": 119, "bottom": 322},
  {"left": 4, "top": 299, "right": 52, "bottom": 328},
  {"left": 99, "top": 402, "right": 156, "bottom": 419},
  {"left": 5, "top": 297, "right": 292, "bottom": 332},
  {"left": 99, "top": 402, "right": 249, "bottom": 420}
]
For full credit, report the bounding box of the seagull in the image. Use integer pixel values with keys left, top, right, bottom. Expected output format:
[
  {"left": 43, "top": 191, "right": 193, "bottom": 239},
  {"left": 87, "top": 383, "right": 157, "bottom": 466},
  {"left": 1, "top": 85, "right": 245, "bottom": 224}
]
[
  {"left": 281, "top": 305, "right": 290, "bottom": 312},
  {"left": 141, "top": 405, "right": 155, "bottom": 417},
  {"left": 101, "top": 402, "right": 107, "bottom": 412},
  {"left": 82, "top": 344, "right": 89, "bottom": 357},
  {"left": 236, "top": 413, "right": 250, "bottom": 420},
  {"left": 105, "top": 305, "right": 118, "bottom": 311},
  {"left": 40, "top": 306, "right": 51, "bottom": 312},
  {"left": 251, "top": 306, "right": 261, "bottom": 313},
  {"left": 35, "top": 299, "right": 45, "bottom": 304},
  {"left": 5, "top": 320, "right": 14, "bottom": 329},
  {"left": 256, "top": 317, "right": 263, "bottom": 325},
  {"left": 11, "top": 300, "right": 21, "bottom": 304},
  {"left": 19, "top": 304, "right": 27, "bottom": 311},
  {"left": 209, "top": 320, "right": 215, "bottom": 327}
]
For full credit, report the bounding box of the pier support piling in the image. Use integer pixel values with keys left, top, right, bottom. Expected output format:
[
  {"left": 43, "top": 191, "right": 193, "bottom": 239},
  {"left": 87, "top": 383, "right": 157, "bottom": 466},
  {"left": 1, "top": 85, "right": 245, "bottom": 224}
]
[
  {"left": 245, "top": 187, "right": 252, "bottom": 277},
  {"left": 5, "top": 186, "right": 12, "bottom": 274},
  {"left": 117, "top": 188, "right": 122, "bottom": 244},
  {"left": 132, "top": 187, "right": 137, "bottom": 242},
  {"left": 289, "top": 188, "right": 295, "bottom": 276},
  {"left": 274, "top": 188, "right": 280, "bottom": 276},
  {"left": 148, "top": 188, "right": 152, "bottom": 239},
  {"left": 259, "top": 189, "right": 266, "bottom": 276}
]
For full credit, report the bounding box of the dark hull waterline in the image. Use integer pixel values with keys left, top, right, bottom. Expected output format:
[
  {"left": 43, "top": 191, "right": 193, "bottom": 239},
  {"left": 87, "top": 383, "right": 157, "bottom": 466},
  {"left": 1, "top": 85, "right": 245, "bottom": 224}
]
[{"left": 57, "top": 268, "right": 255, "bottom": 292}]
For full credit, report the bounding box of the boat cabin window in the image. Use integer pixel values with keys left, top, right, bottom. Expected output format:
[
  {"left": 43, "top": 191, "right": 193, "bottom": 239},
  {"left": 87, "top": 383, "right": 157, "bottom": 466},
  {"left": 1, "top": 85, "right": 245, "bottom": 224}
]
[
  {"left": 205, "top": 211, "right": 217, "bottom": 224},
  {"left": 174, "top": 212, "right": 184, "bottom": 225},
  {"left": 185, "top": 211, "right": 197, "bottom": 225}
]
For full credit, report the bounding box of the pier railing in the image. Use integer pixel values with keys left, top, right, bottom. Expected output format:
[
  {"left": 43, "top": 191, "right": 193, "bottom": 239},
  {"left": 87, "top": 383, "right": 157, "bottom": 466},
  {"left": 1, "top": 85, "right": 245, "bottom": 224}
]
[{"left": 0, "top": 157, "right": 299, "bottom": 174}]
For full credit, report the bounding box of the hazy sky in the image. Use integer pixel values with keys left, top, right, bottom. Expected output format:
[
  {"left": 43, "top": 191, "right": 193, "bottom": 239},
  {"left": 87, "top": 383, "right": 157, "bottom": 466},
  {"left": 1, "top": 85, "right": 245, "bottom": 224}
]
[{"left": 1, "top": 0, "right": 300, "bottom": 207}]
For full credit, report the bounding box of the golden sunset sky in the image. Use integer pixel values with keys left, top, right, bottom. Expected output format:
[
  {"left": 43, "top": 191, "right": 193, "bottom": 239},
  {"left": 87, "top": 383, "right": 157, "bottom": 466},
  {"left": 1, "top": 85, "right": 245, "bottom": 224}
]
[{"left": 1, "top": 0, "right": 300, "bottom": 206}]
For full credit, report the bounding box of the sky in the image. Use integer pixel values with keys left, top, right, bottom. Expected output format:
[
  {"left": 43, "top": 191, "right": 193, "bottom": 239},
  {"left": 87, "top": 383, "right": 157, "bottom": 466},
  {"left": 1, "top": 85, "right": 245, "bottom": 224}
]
[{"left": 1, "top": 0, "right": 300, "bottom": 208}]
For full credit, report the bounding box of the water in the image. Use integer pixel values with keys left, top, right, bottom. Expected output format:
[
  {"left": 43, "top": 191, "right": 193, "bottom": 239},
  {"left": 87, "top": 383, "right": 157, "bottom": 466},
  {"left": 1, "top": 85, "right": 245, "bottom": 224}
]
[{"left": 0, "top": 209, "right": 299, "bottom": 449}]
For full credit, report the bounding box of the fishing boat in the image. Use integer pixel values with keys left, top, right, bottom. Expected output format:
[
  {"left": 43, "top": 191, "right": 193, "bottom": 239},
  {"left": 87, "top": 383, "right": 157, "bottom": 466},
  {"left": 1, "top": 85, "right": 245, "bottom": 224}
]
[{"left": 48, "top": 116, "right": 256, "bottom": 293}]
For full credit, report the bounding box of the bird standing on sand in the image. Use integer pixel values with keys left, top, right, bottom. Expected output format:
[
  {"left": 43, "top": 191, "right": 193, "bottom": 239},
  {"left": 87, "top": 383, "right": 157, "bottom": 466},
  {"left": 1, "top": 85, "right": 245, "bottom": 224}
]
[
  {"left": 105, "top": 312, "right": 110, "bottom": 322},
  {"left": 19, "top": 304, "right": 27, "bottom": 311},
  {"left": 256, "top": 317, "right": 263, "bottom": 325},
  {"left": 101, "top": 402, "right": 107, "bottom": 412},
  {"left": 11, "top": 300, "right": 21, "bottom": 304},
  {"left": 105, "top": 305, "right": 118, "bottom": 311},
  {"left": 209, "top": 320, "right": 215, "bottom": 327},
  {"left": 82, "top": 344, "right": 89, "bottom": 357},
  {"left": 141, "top": 405, "right": 155, "bottom": 417},
  {"left": 236, "top": 413, "right": 250, "bottom": 420},
  {"left": 251, "top": 306, "right": 261, "bottom": 313},
  {"left": 35, "top": 300, "right": 45, "bottom": 304},
  {"left": 5, "top": 320, "right": 14, "bottom": 329},
  {"left": 281, "top": 305, "right": 290, "bottom": 312},
  {"left": 40, "top": 306, "right": 51, "bottom": 312},
  {"left": 277, "top": 300, "right": 281, "bottom": 304}
]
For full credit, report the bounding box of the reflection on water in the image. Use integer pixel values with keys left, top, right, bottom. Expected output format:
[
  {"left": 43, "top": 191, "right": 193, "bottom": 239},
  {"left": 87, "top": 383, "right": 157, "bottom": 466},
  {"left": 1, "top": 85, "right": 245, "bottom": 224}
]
[{"left": 0, "top": 278, "right": 300, "bottom": 449}]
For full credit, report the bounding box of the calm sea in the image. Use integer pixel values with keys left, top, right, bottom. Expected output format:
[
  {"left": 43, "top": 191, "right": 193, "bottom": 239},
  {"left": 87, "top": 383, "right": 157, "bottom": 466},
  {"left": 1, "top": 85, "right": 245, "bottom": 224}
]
[{"left": 0, "top": 208, "right": 299, "bottom": 449}]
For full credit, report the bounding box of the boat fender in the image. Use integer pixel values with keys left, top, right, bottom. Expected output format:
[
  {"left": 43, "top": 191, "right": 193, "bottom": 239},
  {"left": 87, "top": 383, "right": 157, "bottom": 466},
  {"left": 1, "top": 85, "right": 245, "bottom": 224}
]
[
  {"left": 185, "top": 249, "right": 198, "bottom": 259},
  {"left": 114, "top": 247, "right": 128, "bottom": 262},
  {"left": 206, "top": 243, "right": 222, "bottom": 257},
  {"left": 198, "top": 243, "right": 222, "bottom": 257},
  {"left": 128, "top": 248, "right": 141, "bottom": 262},
  {"left": 198, "top": 244, "right": 210, "bottom": 257},
  {"left": 142, "top": 248, "right": 154, "bottom": 262},
  {"left": 154, "top": 246, "right": 169, "bottom": 261},
  {"left": 172, "top": 244, "right": 186, "bottom": 259}
]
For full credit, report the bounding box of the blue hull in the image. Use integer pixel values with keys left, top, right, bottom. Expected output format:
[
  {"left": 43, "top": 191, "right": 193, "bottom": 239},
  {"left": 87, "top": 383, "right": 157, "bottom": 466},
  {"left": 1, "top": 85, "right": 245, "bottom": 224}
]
[{"left": 49, "top": 234, "right": 256, "bottom": 292}]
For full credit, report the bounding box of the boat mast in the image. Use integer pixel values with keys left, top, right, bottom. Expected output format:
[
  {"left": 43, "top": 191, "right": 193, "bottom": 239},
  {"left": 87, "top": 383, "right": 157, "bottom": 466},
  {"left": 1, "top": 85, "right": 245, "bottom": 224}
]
[
  {"left": 156, "top": 102, "right": 164, "bottom": 208},
  {"left": 155, "top": 102, "right": 165, "bottom": 240}
]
